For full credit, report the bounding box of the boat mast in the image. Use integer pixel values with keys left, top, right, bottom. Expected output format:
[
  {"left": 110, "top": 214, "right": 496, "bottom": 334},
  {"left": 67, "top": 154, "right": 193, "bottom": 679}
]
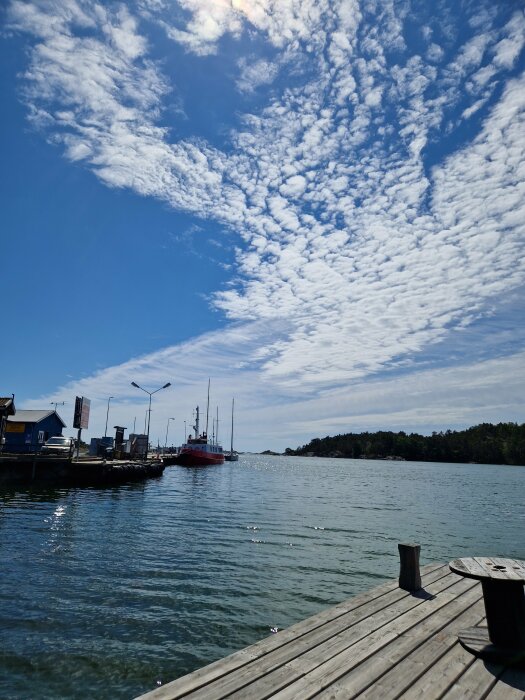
[
  {"left": 216, "top": 406, "right": 219, "bottom": 445},
  {"left": 230, "top": 398, "right": 234, "bottom": 453},
  {"left": 205, "top": 378, "right": 210, "bottom": 437}
]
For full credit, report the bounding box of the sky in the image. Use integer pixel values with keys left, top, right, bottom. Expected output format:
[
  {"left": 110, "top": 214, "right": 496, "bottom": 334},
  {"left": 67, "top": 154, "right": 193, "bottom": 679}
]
[{"left": 1, "top": 0, "right": 524, "bottom": 452}]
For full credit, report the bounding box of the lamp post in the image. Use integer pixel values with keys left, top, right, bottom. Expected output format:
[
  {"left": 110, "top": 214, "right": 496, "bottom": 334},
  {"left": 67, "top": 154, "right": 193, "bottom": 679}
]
[
  {"left": 164, "top": 417, "right": 175, "bottom": 453},
  {"left": 131, "top": 382, "right": 171, "bottom": 459},
  {"left": 104, "top": 396, "right": 114, "bottom": 437}
]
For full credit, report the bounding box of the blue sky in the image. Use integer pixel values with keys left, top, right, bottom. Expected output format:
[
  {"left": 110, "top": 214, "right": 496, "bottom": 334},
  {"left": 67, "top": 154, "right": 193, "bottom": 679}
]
[{"left": 1, "top": 0, "right": 524, "bottom": 452}]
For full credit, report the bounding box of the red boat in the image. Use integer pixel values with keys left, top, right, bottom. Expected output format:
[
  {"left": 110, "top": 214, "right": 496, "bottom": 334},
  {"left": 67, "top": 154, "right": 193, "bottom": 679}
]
[{"left": 175, "top": 404, "right": 224, "bottom": 467}]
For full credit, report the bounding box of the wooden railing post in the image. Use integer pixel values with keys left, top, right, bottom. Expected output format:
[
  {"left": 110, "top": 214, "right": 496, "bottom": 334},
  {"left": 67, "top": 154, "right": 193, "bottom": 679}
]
[{"left": 398, "top": 543, "right": 422, "bottom": 591}]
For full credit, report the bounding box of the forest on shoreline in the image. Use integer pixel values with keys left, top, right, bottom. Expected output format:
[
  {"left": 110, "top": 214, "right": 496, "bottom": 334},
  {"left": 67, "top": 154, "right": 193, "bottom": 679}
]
[{"left": 284, "top": 422, "right": 525, "bottom": 465}]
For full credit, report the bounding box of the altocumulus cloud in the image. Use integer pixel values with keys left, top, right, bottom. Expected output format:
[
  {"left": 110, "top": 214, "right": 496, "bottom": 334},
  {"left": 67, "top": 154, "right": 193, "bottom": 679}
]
[{"left": 9, "top": 0, "right": 525, "bottom": 443}]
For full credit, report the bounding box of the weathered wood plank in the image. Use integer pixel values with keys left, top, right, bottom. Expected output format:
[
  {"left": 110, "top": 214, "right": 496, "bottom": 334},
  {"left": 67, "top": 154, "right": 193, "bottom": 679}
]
[
  {"left": 177, "top": 578, "right": 449, "bottom": 700},
  {"left": 318, "top": 588, "right": 484, "bottom": 700},
  {"left": 450, "top": 558, "right": 488, "bottom": 579},
  {"left": 397, "top": 641, "right": 477, "bottom": 699},
  {"left": 491, "top": 557, "right": 525, "bottom": 580},
  {"left": 220, "top": 575, "right": 474, "bottom": 700},
  {"left": 180, "top": 574, "right": 466, "bottom": 700},
  {"left": 473, "top": 557, "right": 525, "bottom": 582},
  {"left": 134, "top": 564, "right": 447, "bottom": 700},
  {"left": 266, "top": 578, "right": 480, "bottom": 700},
  {"left": 134, "top": 562, "right": 525, "bottom": 700},
  {"left": 441, "top": 656, "right": 502, "bottom": 698},
  {"left": 485, "top": 667, "right": 525, "bottom": 699}
]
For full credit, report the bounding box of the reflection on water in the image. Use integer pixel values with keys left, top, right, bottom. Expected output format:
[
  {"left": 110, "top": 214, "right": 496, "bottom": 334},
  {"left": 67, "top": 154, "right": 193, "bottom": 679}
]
[{"left": 0, "top": 455, "right": 524, "bottom": 699}]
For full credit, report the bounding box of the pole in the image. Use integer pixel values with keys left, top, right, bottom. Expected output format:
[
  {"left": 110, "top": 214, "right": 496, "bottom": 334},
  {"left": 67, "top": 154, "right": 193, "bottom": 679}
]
[
  {"left": 146, "top": 394, "right": 152, "bottom": 460},
  {"left": 104, "top": 396, "right": 113, "bottom": 437},
  {"left": 164, "top": 417, "right": 174, "bottom": 452}
]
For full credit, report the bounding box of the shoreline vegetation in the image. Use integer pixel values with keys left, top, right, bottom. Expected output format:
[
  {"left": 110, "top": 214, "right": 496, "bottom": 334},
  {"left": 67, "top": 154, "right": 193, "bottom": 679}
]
[{"left": 279, "top": 422, "right": 525, "bottom": 466}]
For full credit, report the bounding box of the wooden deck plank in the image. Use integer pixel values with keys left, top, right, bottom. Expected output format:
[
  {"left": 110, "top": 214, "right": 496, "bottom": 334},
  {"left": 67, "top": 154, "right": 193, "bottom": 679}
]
[
  {"left": 135, "top": 564, "right": 447, "bottom": 700},
  {"left": 441, "top": 656, "right": 503, "bottom": 698},
  {"left": 485, "top": 667, "right": 525, "bottom": 699},
  {"left": 178, "top": 574, "right": 463, "bottom": 700},
  {"left": 313, "top": 586, "right": 484, "bottom": 700},
  {"left": 264, "top": 579, "right": 480, "bottom": 700},
  {"left": 194, "top": 573, "right": 473, "bottom": 700},
  {"left": 134, "top": 562, "right": 525, "bottom": 700},
  {"left": 398, "top": 641, "right": 479, "bottom": 699}
]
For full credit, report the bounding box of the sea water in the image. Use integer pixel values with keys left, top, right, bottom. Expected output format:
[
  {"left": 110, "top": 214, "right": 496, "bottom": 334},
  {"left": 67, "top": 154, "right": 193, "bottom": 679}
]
[{"left": 1, "top": 455, "right": 524, "bottom": 699}]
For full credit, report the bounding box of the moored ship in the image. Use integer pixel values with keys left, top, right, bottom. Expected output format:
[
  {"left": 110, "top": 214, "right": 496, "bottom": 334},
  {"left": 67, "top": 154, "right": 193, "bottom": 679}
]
[{"left": 175, "top": 405, "right": 224, "bottom": 467}]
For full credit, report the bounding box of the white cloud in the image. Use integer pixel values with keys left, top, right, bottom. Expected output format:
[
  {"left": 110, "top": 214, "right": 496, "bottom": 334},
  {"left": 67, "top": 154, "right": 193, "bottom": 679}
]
[
  {"left": 8, "top": 0, "right": 525, "bottom": 439},
  {"left": 157, "top": 0, "right": 329, "bottom": 55},
  {"left": 492, "top": 11, "right": 525, "bottom": 69},
  {"left": 31, "top": 328, "right": 525, "bottom": 451}
]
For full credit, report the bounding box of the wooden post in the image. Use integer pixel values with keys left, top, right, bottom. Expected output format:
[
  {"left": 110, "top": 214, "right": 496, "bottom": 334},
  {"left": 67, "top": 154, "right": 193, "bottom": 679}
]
[{"left": 398, "top": 543, "right": 422, "bottom": 591}]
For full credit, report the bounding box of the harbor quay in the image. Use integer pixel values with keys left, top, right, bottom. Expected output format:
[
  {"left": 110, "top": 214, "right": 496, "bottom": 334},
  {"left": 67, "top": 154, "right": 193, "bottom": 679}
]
[
  {"left": 136, "top": 545, "right": 525, "bottom": 700},
  {"left": 0, "top": 454, "right": 164, "bottom": 486}
]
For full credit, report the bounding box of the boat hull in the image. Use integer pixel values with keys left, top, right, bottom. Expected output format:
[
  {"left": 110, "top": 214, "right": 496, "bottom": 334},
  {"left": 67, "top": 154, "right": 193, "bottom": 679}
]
[
  {"left": 224, "top": 452, "right": 239, "bottom": 461},
  {"left": 174, "top": 450, "right": 224, "bottom": 467}
]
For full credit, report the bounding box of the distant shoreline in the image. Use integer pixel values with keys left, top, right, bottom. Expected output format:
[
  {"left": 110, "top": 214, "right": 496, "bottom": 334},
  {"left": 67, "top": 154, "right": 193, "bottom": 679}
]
[{"left": 263, "top": 422, "right": 525, "bottom": 466}]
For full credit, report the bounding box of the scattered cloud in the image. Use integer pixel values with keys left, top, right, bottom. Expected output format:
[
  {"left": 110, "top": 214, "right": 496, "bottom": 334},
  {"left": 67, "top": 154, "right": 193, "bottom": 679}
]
[
  {"left": 236, "top": 56, "right": 279, "bottom": 93},
  {"left": 7, "top": 0, "right": 525, "bottom": 442},
  {"left": 33, "top": 326, "right": 525, "bottom": 450}
]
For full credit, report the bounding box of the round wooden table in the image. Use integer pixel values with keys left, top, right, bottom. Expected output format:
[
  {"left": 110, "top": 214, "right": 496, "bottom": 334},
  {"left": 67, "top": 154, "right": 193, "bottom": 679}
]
[{"left": 449, "top": 557, "right": 525, "bottom": 663}]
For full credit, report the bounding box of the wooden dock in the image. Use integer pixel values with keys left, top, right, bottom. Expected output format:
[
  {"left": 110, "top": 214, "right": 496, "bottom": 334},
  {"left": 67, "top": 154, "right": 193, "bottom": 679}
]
[{"left": 136, "top": 561, "right": 525, "bottom": 700}]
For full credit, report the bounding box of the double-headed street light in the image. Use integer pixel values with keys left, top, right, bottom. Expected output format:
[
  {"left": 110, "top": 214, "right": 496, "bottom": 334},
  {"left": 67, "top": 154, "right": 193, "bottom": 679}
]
[
  {"left": 131, "top": 381, "right": 171, "bottom": 459},
  {"left": 104, "top": 396, "right": 114, "bottom": 437}
]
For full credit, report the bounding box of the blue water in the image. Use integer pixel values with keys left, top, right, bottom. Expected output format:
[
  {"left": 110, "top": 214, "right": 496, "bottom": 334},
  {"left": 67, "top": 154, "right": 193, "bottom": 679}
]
[{"left": 1, "top": 455, "right": 524, "bottom": 699}]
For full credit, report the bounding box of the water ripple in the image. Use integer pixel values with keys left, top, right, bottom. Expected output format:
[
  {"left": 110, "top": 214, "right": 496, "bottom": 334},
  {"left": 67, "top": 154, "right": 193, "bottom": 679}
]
[{"left": 0, "top": 455, "right": 524, "bottom": 699}]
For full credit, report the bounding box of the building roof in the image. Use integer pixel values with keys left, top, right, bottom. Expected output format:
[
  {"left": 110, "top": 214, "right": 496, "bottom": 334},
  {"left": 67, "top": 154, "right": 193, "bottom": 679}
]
[
  {"left": 7, "top": 410, "right": 66, "bottom": 427},
  {"left": 0, "top": 397, "right": 16, "bottom": 416}
]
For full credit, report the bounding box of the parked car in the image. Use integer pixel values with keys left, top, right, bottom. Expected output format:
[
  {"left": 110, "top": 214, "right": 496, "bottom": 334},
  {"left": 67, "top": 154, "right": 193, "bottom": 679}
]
[{"left": 41, "top": 436, "right": 75, "bottom": 456}]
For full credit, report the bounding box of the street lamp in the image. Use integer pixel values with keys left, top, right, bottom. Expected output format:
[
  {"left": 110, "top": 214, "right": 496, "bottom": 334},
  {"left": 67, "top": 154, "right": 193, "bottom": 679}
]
[
  {"left": 104, "top": 396, "right": 114, "bottom": 437},
  {"left": 131, "top": 381, "right": 171, "bottom": 459},
  {"left": 164, "top": 417, "right": 175, "bottom": 453}
]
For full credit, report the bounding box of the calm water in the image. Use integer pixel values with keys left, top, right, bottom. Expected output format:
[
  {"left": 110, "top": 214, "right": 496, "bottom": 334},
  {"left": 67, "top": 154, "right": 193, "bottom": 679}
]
[{"left": 1, "top": 455, "right": 524, "bottom": 699}]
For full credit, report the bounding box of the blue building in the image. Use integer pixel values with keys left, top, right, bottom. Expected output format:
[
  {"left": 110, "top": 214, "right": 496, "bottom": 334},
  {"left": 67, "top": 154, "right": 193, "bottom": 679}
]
[{"left": 4, "top": 410, "right": 66, "bottom": 453}]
